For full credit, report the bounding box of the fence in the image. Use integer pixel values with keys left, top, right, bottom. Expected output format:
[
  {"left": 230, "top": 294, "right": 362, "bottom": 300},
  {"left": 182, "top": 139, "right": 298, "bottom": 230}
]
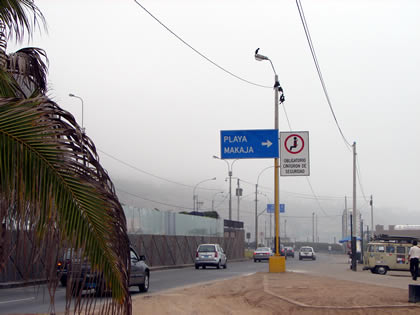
[
  {"left": 124, "top": 206, "right": 224, "bottom": 237},
  {"left": 129, "top": 230, "right": 244, "bottom": 267},
  {"left": 1, "top": 229, "right": 244, "bottom": 282}
]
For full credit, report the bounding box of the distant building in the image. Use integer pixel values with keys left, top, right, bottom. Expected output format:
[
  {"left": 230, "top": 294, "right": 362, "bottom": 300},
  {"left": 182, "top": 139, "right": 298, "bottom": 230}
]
[{"left": 375, "top": 225, "right": 420, "bottom": 239}]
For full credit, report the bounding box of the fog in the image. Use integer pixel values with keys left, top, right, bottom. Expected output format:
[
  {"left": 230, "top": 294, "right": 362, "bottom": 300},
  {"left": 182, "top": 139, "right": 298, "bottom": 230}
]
[{"left": 10, "top": 0, "right": 420, "bottom": 242}]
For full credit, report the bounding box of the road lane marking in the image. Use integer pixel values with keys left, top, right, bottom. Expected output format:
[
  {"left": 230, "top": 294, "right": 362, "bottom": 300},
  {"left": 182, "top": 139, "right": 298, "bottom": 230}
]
[{"left": 0, "top": 297, "right": 35, "bottom": 304}]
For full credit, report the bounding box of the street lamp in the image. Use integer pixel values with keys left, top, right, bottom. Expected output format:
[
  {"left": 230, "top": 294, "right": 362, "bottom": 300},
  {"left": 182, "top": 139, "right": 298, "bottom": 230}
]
[
  {"left": 255, "top": 166, "right": 274, "bottom": 249},
  {"left": 193, "top": 177, "right": 216, "bottom": 211},
  {"left": 213, "top": 155, "right": 238, "bottom": 220},
  {"left": 255, "top": 48, "right": 284, "bottom": 257},
  {"left": 69, "top": 93, "right": 85, "bottom": 134}
]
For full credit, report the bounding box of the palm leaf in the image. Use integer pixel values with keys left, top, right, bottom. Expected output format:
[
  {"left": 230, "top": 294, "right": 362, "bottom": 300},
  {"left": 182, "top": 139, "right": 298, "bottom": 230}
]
[
  {"left": 0, "top": 95, "right": 131, "bottom": 314},
  {"left": 0, "top": 0, "right": 46, "bottom": 42},
  {"left": 7, "top": 47, "right": 48, "bottom": 95}
]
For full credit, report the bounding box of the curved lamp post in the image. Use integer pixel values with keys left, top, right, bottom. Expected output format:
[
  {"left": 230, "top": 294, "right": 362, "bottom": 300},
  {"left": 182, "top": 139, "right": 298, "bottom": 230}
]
[
  {"left": 255, "top": 48, "right": 284, "bottom": 256},
  {"left": 193, "top": 177, "right": 216, "bottom": 211},
  {"left": 213, "top": 155, "right": 238, "bottom": 220},
  {"left": 69, "top": 93, "right": 85, "bottom": 134},
  {"left": 254, "top": 166, "right": 274, "bottom": 248}
]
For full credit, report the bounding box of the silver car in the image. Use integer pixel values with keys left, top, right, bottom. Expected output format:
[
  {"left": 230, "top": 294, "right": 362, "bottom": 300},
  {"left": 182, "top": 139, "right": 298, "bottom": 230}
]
[
  {"left": 195, "top": 244, "right": 227, "bottom": 269},
  {"left": 253, "top": 247, "right": 273, "bottom": 262}
]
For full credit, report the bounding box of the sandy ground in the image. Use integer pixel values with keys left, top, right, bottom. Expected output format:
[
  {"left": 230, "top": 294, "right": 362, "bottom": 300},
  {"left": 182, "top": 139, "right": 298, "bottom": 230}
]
[{"left": 132, "top": 272, "right": 420, "bottom": 315}]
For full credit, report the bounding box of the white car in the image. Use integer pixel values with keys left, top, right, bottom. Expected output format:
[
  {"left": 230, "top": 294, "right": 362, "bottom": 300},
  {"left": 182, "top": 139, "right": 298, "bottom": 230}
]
[
  {"left": 195, "top": 244, "right": 227, "bottom": 269},
  {"left": 299, "top": 246, "right": 316, "bottom": 260}
]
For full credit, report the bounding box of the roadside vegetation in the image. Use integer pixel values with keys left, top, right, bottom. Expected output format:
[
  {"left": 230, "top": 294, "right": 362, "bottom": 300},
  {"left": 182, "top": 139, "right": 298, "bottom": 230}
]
[{"left": 0, "top": 1, "right": 131, "bottom": 314}]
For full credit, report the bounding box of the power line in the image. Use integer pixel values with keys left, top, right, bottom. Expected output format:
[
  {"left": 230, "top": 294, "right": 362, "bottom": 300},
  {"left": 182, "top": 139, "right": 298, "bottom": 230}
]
[
  {"left": 117, "top": 188, "right": 191, "bottom": 210},
  {"left": 133, "top": 0, "right": 271, "bottom": 89},
  {"left": 98, "top": 149, "right": 220, "bottom": 191},
  {"left": 356, "top": 154, "right": 369, "bottom": 203},
  {"left": 279, "top": 97, "right": 331, "bottom": 216},
  {"left": 296, "top": 0, "right": 352, "bottom": 149}
]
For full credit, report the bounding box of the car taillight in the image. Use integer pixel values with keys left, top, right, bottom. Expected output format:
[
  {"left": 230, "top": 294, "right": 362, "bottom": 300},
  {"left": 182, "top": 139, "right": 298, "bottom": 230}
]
[
  {"left": 215, "top": 251, "right": 218, "bottom": 258},
  {"left": 196, "top": 251, "right": 199, "bottom": 257},
  {"left": 253, "top": 252, "right": 256, "bottom": 255},
  {"left": 57, "top": 262, "right": 62, "bottom": 267}
]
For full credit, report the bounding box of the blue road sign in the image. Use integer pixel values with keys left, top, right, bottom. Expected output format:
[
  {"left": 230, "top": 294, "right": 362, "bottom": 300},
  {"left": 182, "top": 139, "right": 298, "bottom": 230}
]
[
  {"left": 267, "top": 203, "right": 285, "bottom": 213},
  {"left": 220, "top": 129, "right": 279, "bottom": 159}
]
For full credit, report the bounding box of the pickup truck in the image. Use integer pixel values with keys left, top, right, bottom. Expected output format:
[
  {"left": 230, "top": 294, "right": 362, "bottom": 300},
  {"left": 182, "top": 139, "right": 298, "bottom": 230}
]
[{"left": 62, "top": 246, "right": 149, "bottom": 296}]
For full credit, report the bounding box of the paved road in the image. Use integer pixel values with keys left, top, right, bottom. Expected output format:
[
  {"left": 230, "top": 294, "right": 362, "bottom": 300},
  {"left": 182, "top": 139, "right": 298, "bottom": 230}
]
[
  {"left": 0, "top": 258, "right": 295, "bottom": 314},
  {"left": 1, "top": 253, "right": 413, "bottom": 314}
]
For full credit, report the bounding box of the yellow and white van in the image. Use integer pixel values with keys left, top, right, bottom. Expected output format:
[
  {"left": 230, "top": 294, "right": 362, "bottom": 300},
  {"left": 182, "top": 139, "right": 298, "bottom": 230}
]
[{"left": 363, "top": 235, "right": 419, "bottom": 275}]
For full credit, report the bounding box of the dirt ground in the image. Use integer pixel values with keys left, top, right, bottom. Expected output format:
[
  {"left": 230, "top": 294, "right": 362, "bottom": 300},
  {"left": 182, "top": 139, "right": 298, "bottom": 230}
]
[{"left": 132, "top": 272, "right": 420, "bottom": 315}]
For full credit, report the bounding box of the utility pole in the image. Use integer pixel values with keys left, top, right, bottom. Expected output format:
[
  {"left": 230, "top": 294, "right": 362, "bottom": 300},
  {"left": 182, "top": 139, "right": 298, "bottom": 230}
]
[
  {"left": 265, "top": 220, "right": 267, "bottom": 246},
  {"left": 312, "top": 212, "right": 315, "bottom": 243},
  {"left": 315, "top": 214, "right": 318, "bottom": 243},
  {"left": 255, "top": 184, "right": 258, "bottom": 249},
  {"left": 270, "top": 213, "right": 272, "bottom": 247},
  {"left": 352, "top": 141, "right": 357, "bottom": 271},
  {"left": 236, "top": 178, "right": 241, "bottom": 221},
  {"left": 345, "top": 196, "right": 348, "bottom": 237},
  {"left": 370, "top": 195, "right": 374, "bottom": 238},
  {"left": 284, "top": 219, "right": 287, "bottom": 239},
  {"left": 360, "top": 219, "right": 364, "bottom": 264}
]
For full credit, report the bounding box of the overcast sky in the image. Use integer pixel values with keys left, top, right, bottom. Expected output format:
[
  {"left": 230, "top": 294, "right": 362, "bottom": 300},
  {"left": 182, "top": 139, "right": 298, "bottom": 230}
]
[{"left": 10, "top": 0, "right": 420, "bottom": 240}]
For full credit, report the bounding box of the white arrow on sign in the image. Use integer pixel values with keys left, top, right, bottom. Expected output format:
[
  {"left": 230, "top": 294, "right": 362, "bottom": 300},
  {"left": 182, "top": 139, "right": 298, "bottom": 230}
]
[{"left": 261, "top": 140, "right": 272, "bottom": 148}]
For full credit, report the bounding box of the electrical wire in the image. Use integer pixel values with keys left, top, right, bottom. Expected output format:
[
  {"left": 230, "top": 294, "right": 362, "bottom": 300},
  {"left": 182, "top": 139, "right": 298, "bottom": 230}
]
[
  {"left": 279, "top": 97, "right": 330, "bottom": 216},
  {"left": 117, "top": 188, "right": 191, "bottom": 210},
  {"left": 356, "top": 155, "right": 369, "bottom": 203},
  {"left": 133, "top": 0, "right": 271, "bottom": 89},
  {"left": 296, "top": 0, "right": 352, "bottom": 149},
  {"left": 98, "top": 149, "right": 220, "bottom": 191}
]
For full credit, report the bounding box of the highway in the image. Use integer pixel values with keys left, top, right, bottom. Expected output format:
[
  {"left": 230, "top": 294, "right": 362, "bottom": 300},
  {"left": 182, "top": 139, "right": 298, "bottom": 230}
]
[
  {"left": 0, "top": 258, "right": 294, "bottom": 314},
  {"left": 1, "top": 253, "right": 413, "bottom": 314}
]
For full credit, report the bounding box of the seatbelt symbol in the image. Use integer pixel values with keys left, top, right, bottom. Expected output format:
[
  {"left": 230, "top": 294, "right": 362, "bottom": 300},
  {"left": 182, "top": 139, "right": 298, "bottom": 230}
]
[{"left": 289, "top": 136, "right": 298, "bottom": 151}]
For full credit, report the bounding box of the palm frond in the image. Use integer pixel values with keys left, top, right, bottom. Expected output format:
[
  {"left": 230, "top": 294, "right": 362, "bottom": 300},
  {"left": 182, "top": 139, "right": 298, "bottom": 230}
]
[
  {"left": 0, "top": 0, "right": 46, "bottom": 42},
  {"left": 0, "top": 67, "right": 25, "bottom": 96},
  {"left": 0, "top": 95, "right": 131, "bottom": 314},
  {"left": 7, "top": 47, "right": 48, "bottom": 95}
]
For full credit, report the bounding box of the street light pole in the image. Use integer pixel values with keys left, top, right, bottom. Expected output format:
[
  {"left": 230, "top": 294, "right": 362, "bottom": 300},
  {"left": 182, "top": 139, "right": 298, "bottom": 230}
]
[
  {"left": 193, "top": 177, "right": 216, "bottom": 211},
  {"left": 69, "top": 93, "right": 85, "bottom": 133},
  {"left": 213, "top": 156, "right": 238, "bottom": 220},
  {"left": 352, "top": 141, "right": 357, "bottom": 271},
  {"left": 255, "top": 49, "right": 282, "bottom": 256},
  {"left": 255, "top": 166, "right": 274, "bottom": 249}
]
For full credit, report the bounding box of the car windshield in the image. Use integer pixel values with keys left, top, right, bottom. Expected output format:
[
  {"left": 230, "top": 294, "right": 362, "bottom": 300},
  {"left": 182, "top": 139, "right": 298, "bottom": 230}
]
[
  {"left": 198, "top": 245, "right": 216, "bottom": 252},
  {"left": 301, "top": 248, "right": 312, "bottom": 252},
  {"left": 257, "top": 247, "right": 270, "bottom": 251}
]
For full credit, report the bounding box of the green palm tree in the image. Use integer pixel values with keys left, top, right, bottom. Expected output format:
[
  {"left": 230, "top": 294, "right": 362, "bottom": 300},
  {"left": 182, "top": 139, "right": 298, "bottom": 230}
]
[{"left": 0, "top": 1, "right": 131, "bottom": 314}]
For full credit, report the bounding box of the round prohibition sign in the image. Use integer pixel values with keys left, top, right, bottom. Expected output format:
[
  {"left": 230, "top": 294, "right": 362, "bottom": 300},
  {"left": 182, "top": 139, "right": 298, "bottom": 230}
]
[{"left": 284, "top": 134, "right": 304, "bottom": 154}]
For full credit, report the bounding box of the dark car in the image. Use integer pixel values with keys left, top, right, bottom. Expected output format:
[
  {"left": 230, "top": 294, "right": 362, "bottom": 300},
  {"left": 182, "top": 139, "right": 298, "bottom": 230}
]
[
  {"left": 67, "top": 246, "right": 149, "bottom": 296},
  {"left": 57, "top": 248, "right": 82, "bottom": 287},
  {"left": 285, "top": 246, "right": 295, "bottom": 258},
  {"left": 271, "top": 244, "right": 287, "bottom": 259}
]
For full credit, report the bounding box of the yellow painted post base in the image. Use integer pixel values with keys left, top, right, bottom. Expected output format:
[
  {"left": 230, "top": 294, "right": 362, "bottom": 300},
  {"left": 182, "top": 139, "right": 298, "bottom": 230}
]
[{"left": 269, "top": 255, "right": 286, "bottom": 273}]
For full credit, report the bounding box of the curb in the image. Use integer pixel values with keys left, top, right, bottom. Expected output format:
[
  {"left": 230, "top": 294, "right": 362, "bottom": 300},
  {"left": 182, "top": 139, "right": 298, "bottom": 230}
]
[{"left": 0, "top": 279, "right": 48, "bottom": 289}]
